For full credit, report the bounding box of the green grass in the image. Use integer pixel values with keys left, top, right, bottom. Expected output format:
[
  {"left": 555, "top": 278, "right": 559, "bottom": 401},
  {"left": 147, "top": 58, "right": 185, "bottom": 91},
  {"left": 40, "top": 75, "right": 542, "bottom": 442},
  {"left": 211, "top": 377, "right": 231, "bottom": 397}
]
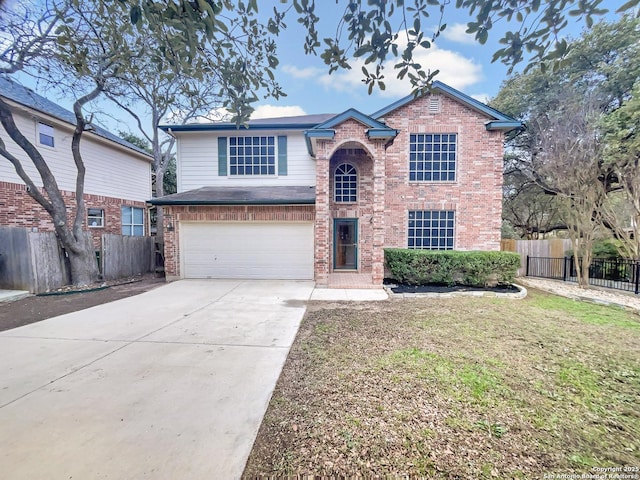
[{"left": 533, "top": 293, "right": 640, "bottom": 328}]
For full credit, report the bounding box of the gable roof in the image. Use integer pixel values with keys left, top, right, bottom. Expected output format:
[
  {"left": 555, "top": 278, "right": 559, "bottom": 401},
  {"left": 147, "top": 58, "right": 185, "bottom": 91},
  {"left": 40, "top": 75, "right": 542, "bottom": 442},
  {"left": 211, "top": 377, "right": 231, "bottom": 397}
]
[
  {"left": 371, "top": 80, "right": 523, "bottom": 131},
  {"left": 159, "top": 113, "right": 336, "bottom": 133},
  {"left": 314, "top": 108, "right": 390, "bottom": 130},
  {"left": 0, "top": 76, "right": 152, "bottom": 158},
  {"left": 304, "top": 107, "right": 399, "bottom": 156}
]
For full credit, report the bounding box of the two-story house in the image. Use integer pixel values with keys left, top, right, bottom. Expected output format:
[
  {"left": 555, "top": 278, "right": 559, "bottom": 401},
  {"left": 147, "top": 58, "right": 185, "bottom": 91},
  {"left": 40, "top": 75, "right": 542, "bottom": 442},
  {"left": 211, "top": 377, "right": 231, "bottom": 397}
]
[
  {"left": 151, "top": 81, "right": 522, "bottom": 287},
  {"left": 0, "top": 76, "right": 153, "bottom": 251}
]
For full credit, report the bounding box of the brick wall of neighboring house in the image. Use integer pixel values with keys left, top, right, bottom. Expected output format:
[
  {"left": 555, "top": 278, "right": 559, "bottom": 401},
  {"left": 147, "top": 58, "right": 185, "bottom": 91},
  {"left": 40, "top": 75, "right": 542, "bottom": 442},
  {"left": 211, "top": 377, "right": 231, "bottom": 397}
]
[
  {"left": 162, "top": 205, "right": 316, "bottom": 279},
  {"left": 0, "top": 180, "right": 148, "bottom": 250},
  {"left": 380, "top": 93, "right": 504, "bottom": 252}
]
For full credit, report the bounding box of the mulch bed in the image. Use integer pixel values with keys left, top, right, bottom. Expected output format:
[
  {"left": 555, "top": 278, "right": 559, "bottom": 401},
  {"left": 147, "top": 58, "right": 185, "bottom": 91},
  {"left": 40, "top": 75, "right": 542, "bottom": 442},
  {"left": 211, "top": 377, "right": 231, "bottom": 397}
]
[{"left": 384, "top": 280, "right": 520, "bottom": 294}]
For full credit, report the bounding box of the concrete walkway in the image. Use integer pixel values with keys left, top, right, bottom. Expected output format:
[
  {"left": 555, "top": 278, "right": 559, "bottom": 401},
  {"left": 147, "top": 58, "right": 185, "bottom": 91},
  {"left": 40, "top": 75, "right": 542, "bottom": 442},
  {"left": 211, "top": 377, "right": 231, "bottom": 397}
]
[{"left": 0, "top": 279, "right": 314, "bottom": 480}]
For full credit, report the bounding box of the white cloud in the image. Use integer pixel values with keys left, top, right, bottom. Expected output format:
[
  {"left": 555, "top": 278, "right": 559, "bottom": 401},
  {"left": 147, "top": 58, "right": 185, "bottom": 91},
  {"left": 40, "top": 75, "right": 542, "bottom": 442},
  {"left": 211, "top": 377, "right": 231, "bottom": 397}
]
[
  {"left": 471, "top": 93, "right": 491, "bottom": 104},
  {"left": 441, "top": 23, "right": 477, "bottom": 45},
  {"left": 282, "top": 65, "right": 325, "bottom": 80},
  {"left": 251, "top": 104, "right": 307, "bottom": 119},
  {"left": 315, "top": 41, "right": 483, "bottom": 98}
]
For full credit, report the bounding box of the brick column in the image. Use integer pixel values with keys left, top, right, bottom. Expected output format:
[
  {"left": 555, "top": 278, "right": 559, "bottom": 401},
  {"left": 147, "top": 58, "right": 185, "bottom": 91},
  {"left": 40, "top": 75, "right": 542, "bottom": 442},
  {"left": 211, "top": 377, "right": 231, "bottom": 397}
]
[
  {"left": 163, "top": 208, "right": 180, "bottom": 281},
  {"left": 314, "top": 143, "right": 331, "bottom": 286},
  {"left": 371, "top": 141, "right": 386, "bottom": 284}
]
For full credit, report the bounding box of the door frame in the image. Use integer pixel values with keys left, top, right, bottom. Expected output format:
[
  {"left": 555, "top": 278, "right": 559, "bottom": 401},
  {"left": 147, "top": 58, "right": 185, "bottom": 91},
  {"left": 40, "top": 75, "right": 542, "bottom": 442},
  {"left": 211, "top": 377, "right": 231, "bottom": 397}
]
[{"left": 333, "top": 218, "right": 358, "bottom": 270}]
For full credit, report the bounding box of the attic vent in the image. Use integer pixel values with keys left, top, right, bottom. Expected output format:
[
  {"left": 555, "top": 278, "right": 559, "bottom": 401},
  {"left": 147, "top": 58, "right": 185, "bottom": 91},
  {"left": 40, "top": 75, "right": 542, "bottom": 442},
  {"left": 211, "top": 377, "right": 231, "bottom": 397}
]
[{"left": 428, "top": 96, "right": 440, "bottom": 114}]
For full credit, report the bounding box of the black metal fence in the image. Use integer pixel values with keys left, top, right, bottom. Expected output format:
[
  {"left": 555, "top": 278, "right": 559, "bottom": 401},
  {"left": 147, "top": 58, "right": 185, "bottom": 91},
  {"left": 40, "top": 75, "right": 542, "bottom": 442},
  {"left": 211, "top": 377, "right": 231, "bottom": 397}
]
[{"left": 526, "top": 256, "right": 640, "bottom": 294}]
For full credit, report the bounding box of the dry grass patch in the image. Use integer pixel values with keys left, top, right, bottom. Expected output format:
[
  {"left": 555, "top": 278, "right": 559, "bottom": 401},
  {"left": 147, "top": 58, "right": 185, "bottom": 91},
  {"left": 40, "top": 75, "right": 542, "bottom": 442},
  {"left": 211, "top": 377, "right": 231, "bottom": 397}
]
[{"left": 243, "top": 289, "right": 640, "bottom": 478}]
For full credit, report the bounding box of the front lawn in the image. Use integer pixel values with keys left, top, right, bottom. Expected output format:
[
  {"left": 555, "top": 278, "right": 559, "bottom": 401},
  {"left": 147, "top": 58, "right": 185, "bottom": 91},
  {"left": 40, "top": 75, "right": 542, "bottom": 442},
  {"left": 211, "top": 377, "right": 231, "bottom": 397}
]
[{"left": 243, "top": 289, "right": 640, "bottom": 478}]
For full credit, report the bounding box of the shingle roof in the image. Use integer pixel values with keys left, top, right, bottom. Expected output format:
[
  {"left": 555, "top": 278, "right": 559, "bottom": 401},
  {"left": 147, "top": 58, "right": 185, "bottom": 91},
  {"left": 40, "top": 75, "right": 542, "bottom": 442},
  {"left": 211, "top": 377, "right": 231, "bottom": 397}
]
[
  {"left": 0, "top": 76, "right": 151, "bottom": 158},
  {"left": 149, "top": 186, "right": 316, "bottom": 206},
  {"left": 159, "top": 113, "right": 336, "bottom": 132}
]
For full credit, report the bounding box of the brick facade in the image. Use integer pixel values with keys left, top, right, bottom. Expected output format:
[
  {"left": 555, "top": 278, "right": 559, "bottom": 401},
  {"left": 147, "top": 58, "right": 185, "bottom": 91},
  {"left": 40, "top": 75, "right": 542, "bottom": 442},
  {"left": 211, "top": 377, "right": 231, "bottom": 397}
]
[
  {"left": 311, "top": 94, "right": 504, "bottom": 286},
  {"left": 0, "top": 180, "right": 148, "bottom": 249},
  {"left": 380, "top": 94, "right": 503, "bottom": 253},
  {"left": 161, "top": 205, "right": 316, "bottom": 280}
]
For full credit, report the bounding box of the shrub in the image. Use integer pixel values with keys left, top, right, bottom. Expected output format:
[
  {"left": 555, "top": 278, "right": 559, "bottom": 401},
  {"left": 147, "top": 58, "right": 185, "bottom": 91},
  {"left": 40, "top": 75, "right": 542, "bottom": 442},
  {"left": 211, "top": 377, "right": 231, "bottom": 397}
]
[
  {"left": 566, "top": 238, "right": 623, "bottom": 260},
  {"left": 384, "top": 249, "right": 521, "bottom": 287}
]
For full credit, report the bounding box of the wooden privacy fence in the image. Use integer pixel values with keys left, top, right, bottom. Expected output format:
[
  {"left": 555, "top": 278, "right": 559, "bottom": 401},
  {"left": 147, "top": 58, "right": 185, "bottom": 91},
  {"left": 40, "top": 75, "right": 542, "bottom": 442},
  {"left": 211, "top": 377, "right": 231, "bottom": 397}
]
[
  {"left": 0, "top": 226, "right": 154, "bottom": 293},
  {"left": 101, "top": 234, "right": 154, "bottom": 281},
  {"left": 501, "top": 238, "right": 572, "bottom": 276},
  {"left": 0, "top": 226, "right": 76, "bottom": 293}
]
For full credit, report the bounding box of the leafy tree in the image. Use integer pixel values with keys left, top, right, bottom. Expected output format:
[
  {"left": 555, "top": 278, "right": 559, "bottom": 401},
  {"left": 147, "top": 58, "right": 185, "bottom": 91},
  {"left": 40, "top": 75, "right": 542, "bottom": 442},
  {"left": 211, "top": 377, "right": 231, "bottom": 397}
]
[
  {"left": 122, "top": 0, "right": 638, "bottom": 99},
  {"left": 532, "top": 96, "right": 606, "bottom": 287},
  {"left": 491, "top": 15, "right": 640, "bottom": 241}
]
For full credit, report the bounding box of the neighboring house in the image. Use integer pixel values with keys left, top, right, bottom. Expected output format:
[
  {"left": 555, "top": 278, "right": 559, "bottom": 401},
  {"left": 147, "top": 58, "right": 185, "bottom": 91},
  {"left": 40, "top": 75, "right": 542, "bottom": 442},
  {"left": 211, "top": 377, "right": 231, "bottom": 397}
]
[
  {"left": 0, "top": 77, "right": 153, "bottom": 250},
  {"left": 151, "top": 81, "right": 522, "bottom": 287}
]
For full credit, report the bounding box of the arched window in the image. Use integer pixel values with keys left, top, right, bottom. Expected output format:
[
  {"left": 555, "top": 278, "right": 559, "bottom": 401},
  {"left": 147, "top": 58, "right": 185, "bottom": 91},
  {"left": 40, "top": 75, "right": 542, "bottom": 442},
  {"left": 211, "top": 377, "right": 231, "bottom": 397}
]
[{"left": 334, "top": 163, "right": 357, "bottom": 203}]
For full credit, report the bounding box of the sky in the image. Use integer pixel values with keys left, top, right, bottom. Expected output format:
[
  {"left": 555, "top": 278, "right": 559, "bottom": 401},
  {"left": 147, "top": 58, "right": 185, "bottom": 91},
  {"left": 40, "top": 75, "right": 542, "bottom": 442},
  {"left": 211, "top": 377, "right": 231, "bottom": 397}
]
[{"left": 13, "top": 0, "right": 628, "bottom": 136}]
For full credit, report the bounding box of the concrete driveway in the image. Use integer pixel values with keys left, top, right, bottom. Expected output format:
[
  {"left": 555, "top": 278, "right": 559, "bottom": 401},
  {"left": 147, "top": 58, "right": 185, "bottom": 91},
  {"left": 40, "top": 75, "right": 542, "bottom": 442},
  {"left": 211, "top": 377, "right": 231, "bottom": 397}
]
[{"left": 0, "top": 279, "right": 314, "bottom": 480}]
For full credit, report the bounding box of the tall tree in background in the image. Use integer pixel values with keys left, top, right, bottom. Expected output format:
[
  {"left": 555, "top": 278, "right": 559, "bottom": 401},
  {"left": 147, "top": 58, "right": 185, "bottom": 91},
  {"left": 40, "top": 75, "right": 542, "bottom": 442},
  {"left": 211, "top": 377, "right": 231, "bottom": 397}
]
[
  {"left": 532, "top": 97, "right": 606, "bottom": 287},
  {"left": 491, "top": 15, "right": 640, "bottom": 241},
  {"left": 106, "top": 74, "right": 221, "bottom": 246},
  {"left": 601, "top": 82, "right": 640, "bottom": 260}
]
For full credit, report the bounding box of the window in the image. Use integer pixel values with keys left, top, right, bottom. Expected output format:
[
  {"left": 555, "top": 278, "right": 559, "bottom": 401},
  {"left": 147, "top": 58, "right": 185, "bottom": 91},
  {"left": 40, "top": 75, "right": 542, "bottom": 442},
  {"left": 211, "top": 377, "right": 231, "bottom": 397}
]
[
  {"left": 409, "top": 133, "right": 457, "bottom": 182},
  {"left": 408, "top": 210, "right": 455, "bottom": 250},
  {"left": 334, "top": 163, "right": 357, "bottom": 203},
  {"left": 87, "top": 208, "right": 104, "bottom": 228},
  {"left": 38, "top": 122, "right": 55, "bottom": 147},
  {"left": 229, "top": 136, "right": 275, "bottom": 176},
  {"left": 121, "top": 206, "right": 144, "bottom": 236}
]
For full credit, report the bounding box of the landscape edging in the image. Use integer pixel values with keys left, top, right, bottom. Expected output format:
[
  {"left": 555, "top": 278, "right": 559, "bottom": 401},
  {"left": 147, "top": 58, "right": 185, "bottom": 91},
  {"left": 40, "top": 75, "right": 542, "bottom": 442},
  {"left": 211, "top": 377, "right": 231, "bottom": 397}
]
[{"left": 384, "top": 283, "right": 527, "bottom": 299}]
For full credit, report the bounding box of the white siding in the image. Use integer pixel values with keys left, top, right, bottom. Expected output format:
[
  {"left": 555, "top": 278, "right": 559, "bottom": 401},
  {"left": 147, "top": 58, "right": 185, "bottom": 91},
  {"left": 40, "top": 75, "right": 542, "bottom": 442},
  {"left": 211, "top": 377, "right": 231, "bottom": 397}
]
[
  {"left": 177, "top": 130, "right": 315, "bottom": 192},
  {"left": 0, "top": 109, "right": 152, "bottom": 202}
]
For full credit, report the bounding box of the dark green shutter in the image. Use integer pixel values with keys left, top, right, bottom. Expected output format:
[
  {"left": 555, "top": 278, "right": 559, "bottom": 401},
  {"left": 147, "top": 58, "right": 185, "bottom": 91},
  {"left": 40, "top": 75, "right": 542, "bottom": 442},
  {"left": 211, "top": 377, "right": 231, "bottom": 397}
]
[
  {"left": 218, "top": 137, "right": 227, "bottom": 176},
  {"left": 277, "top": 136, "right": 287, "bottom": 176}
]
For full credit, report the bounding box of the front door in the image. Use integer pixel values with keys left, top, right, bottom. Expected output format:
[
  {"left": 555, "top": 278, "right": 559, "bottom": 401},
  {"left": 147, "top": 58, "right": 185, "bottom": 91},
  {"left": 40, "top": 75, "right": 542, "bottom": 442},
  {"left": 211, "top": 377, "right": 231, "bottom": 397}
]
[{"left": 334, "top": 219, "right": 358, "bottom": 270}]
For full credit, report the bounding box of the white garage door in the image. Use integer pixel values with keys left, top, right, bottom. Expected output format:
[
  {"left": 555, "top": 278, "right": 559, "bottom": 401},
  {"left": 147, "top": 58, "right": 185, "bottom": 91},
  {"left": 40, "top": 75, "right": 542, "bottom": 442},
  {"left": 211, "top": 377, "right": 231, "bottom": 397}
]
[{"left": 181, "top": 222, "right": 314, "bottom": 279}]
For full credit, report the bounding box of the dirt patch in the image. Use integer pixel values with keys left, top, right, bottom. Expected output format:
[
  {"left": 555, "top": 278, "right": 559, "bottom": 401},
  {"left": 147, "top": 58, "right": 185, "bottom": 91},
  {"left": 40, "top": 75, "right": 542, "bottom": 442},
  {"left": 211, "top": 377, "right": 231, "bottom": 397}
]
[
  {"left": 244, "top": 288, "right": 640, "bottom": 478},
  {"left": 0, "top": 275, "right": 165, "bottom": 332}
]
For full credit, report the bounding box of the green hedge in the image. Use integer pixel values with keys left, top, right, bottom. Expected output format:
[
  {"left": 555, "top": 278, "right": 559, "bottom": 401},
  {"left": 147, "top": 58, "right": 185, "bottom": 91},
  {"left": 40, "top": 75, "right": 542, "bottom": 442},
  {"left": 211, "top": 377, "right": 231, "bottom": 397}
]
[{"left": 384, "top": 249, "right": 521, "bottom": 287}]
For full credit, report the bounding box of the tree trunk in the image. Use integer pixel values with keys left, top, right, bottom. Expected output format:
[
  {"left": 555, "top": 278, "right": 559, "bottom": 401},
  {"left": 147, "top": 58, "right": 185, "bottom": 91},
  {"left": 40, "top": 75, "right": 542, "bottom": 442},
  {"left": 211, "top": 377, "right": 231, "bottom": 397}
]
[
  {"left": 66, "top": 234, "right": 99, "bottom": 286},
  {"left": 155, "top": 167, "right": 165, "bottom": 246}
]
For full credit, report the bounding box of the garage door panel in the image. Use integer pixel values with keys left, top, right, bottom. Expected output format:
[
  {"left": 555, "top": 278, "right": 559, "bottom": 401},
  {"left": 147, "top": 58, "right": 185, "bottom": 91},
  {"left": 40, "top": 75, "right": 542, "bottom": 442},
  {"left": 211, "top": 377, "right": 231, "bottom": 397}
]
[{"left": 181, "top": 222, "right": 314, "bottom": 280}]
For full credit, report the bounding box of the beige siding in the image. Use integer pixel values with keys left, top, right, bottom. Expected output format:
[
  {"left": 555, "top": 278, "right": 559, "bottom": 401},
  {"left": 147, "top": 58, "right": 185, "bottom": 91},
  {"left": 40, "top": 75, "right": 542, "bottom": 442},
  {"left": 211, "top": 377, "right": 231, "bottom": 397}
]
[
  {"left": 176, "top": 130, "right": 315, "bottom": 192},
  {"left": 0, "top": 109, "right": 151, "bottom": 202}
]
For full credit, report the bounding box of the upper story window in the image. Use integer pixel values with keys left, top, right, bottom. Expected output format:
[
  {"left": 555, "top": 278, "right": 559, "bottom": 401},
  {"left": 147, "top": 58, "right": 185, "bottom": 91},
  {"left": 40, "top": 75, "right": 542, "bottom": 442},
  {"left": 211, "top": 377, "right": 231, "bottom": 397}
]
[
  {"left": 229, "top": 136, "right": 276, "bottom": 176},
  {"left": 87, "top": 208, "right": 104, "bottom": 228},
  {"left": 334, "top": 163, "right": 357, "bottom": 203},
  {"left": 408, "top": 210, "right": 455, "bottom": 250},
  {"left": 121, "top": 206, "right": 144, "bottom": 236},
  {"left": 409, "top": 133, "right": 457, "bottom": 182},
  {"left": 38, "top": 122, "right": 55, "bottom": 147}
]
